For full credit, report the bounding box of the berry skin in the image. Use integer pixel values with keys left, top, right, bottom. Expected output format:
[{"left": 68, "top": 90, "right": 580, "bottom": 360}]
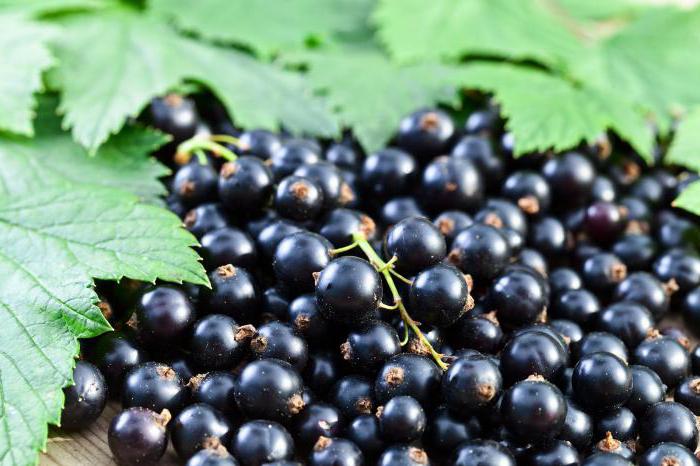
[
  {"left": 184, "top": 203, "right": 229, "bottom": 239},
  {"left": 303, "top": 350, "right": 339, "bottom": 396},
  {"left": 218, "top": 156, "right": 274, "bottom": 217},
  {"left": 449, "top": 440, "right": 516, "bottom": 466},
  {"left": 451, "top": 134, "right": 504, "bottom": 186},
  {"left": 558, "top": 400, "right": 593, "bottom": 451},
  {"left": 60, "top": 361, "right": 108, "bottom": 430},
  {"left": 542, "top": 152, "right": 595, "bottom": 207},
  {"left": 136, "top": 286, "right": 195, "bottom": 345},
  {"left": 591, "top": 432, "right": 634, "bottom": 460},
  {"left": 489, "top": 267, "right": 548, "bottom": 329},
  {"left": 516, "top": 248, "right": 549, "bottom": 277},
  {"left": 380, "top": 197, "right": 426, "bottom": 225},
  {"left": 122, "top": 362, "right": 188, "bottom": 414},
  {"left": 465, "top": 107, "right": 500, "bottom": 134},
  {"left": 86, "top": 331, "right": 148, "bottom": 392},
  {"left": 191, "top": 371, "right": 238, "bottom": 417},
  {"left": 171, "top": 403, "right": 233, "bottom": 459},
  {"left": 288, "top": 293, "right": 332, "bottom": 344},
  {"left": 309, "top": 437, "right": 363, "bottom": 466},
  {"left": 256, "top": 220, "right": 303, "bottom": 259},
  {"left": 581, "top": 453, "right": 633, "bottom": 466},
  {"left": 450, "top": 313, "right": 503, "bottom": 354},
  {"left": 639, "top": 401, "right": 699, "bottom": 450},
  {"left": 189, "top": 314, "right": 253, "bottom": 371},
  {"left": 203, "top": 265, "right": 259, "bottom": 323},
  {"left": 237, "top": 128, "right": 282, "bottom": 159},
  {"left": 585, "top": 201, "right": 627, "bottom": 244},
  {"left": 149, "top": 94, "right": 198, "bottom": 142},
  {"left": 627, "top": 365, "right": 666, "bottom": 416},
  {"left": 591, "top": 175, "right": 617, "bottom": 203},
  {"left": 409, "top": 263, "right": 471, "bottom": 327},
  {"left": 500, "top": 377, "right": 567, "bottom": 444},
  {"left": 501, "top": 170, "right": 551, "bottom": 215},
  {"left": 275, "top": 175, "right": 325, "bottom": 221},
  {"left": 378, "top": 395, "right": 426, "bottom": 443},
  {"left": 442, "top": 354, "right": 501, "bottom": 413},
  {"left": 595, "top": 407, "right": 637, "bottom": 442},
  {"left": 433, "top": 210, "right": 473, "bottom": 246},
  {"left": 595, "top": 301, "right": 653, "bottom": 349},
  {"left": 186, "top": 445, "right": 239, "bottom": 466},
  {"left": 325, "top": 142, "right": 360, "bottom": 170},
  {"left": 572, "top": 352, "right": 632, "bottom": 413},
  {"left": 614, "top": 272, "right": 671, "bottom": 319},
  {"left": 551, "top": 289, "right": 600, "bottom": 328},
  {"left": 683, "top": 287, "right": 700, "bottom": 334},
  {"left": 675, "top": 376, "right": 700, "bottom": 414},
  {"left": 396, "top": 108, "right": 455, "bottom": 160},
  {"left": 201, "top": 227, "right": 257, "bottom": 270},
  {"left": 375, "top": 353, "right": 442, "bottom": 406},
  {"left": 293, "top": 403, "right": 342, "bottom": 451},
  {"left": 269, "top": 138, "right": 321, "bottom": 181},
  {"left": 273, "top": 231, "right": 332, "bottom": 295},
  {"left": 448, "top": 224, "right": 511, "bottom": 283},
  {"left": 361, "top": 148, "right": 418, "bottom": 200},
  {"left": 295, "top": 161, "right": 353, "bottom": 210},
  {"left": 550, "top": 319, "right": 584, "bottom": 347},
  {"left": 525, "top": 440, "right": 580, "bottom": 466},
  {"left": 499, "top": 330, "right": 568, "bottom": 386},
  {"left": 424, "top": 406, "right": 479, "bottom": 457},
  {"left": 108, "top": 407, "right": 170, "bottom": 465},
  {"left": 653, "top": 248, "right": 700, "bottom": 292},
  {"left": 634, "top": 335, "right": 690, "bottom": 388},
  {"left": 341, "top": 321, "right": 401, "bottom": 373},
  {"left": 612, "top": 234, "right": 657, "bottom": 272},
  {"left": 251, "top": 321, "right": 309, "bottom": 370},
  {"left": 235, "top": 359, "right": 305, "bottom": 422},
  {"left": 232, "top": 420, "right": 294, "bottom": 466},
  {"left": 575, "top": 331, "right": 628, "bottom": 363},
  {"left": 173, "top": 161, "right": 219, "bottom": 207},
  {"left": 346, "top": 414, "right": 385, "bottom": 460},
  {"left": 475, "top": 198, "right": 528, "bottom": 236},
  {"left": 582, "top": 253, "right": 627, "bottom": 294},
  {"left": 318, "top": 209, "right": 376, "bottom": 248},
  {"left": 420, "top": 156, "right": 483, "bottom": 213},
  {"left": 315, "top": 256, "right": 383, "bottom": 326},
  {"left": 384, "top": 216, "right": 447, "bottom": 276},
  {"left": 528, "top": 216, "right": 568, "bottom": 257},
  {"left": 330, "top": 375, "right": 375, "bottom": 418},
  {"left": 638, "top": 442, "right": 699, "bottom": 466}
]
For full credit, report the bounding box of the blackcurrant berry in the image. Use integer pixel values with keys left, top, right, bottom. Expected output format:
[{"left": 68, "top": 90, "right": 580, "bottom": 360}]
[
  {"left": 171, "top": 403, "right": 233, "bottom": 459},
  {"left": 380, "top": 196, "right": 426, "bottom": 226},
  {"left": 502, "top": 170, "right": 551, "bottom": 215},
  {"left": 378, "top": 395, "right": 426, "bottom": 443},
  {"left": 149, "top": 94, "right": 198, "bottom": 143},
  {"left": 528, "top": 216, "right": 568, "bottom": 257},
  {"left": 409, "top": 263, "right": 471, "bottom": 326},
  {"left": 86, "top": 331, "right": 148, "bottom": 393},
  {"left": 595, "top": 301, "right": 653, "bottom": 349},
  {"left": 203, "top": 265, "right": 259, "bottom": 323},
  {"left": 420, "top": 156, "right": 483, "bottom": 213},
  {"left": 341, "top": 321, "right": 401, "bottom": 373},
  {"left": 346, "top": 414, "right": 385, "bottom": 460},
  {"left": 361, "top": 148, "right": 418, "bottom": 200},
  {"left": 189, "top": 314, "right": 254, "bottom": 371},
  {"left": 173, "top": 161, "right": 219, "bottom": 207},
  {"left": 294, "top": 403, "right": 342, "bottom": 451},
  {"left": 500, "top": 330, "right": 568, "bottom": 386},
  {"left": 572, "top": 352, "right": 631, "bottom": 413},
  {"left": 638, "top": 442, "right": 699, "bottom": 466},
  {"left": 218, "top": 156, "right": 274, "bottom": 217},
  {"left": 442, "top": 353, "right": 501, "bottom": 413},
  {"left": 575, "top": 332, "right": 628, "bottom": 363},
  {"left": 594, "top": 407, "right": 637, "bottom": 442},
  {"left": 654, "top": 248, "right": 700, "bottom": 292},
  {"left": 201, "top": 227, "right": 257, "bottom": 270},
  {"left": 287, "top": 293, "right": 332, "bottom": 344},
  {"left": 525, "top": 440, "right": 580, "bottom": 466},
  {"left": 273, "top": 231, "right": 332, "bottom": 295},
  {"left": 490, "top": 268, "right": 548, "bottom": 329},
  {"left": 612, "top": 234, "right": 657, "bottom": 272},
  {"left": 634, "top": 335, "right": 689, "bottom": 388},
  {"left": 275, "top": 175, "right": 325, "bottom": 221},
  {"left": 122, "top": 362, "right": 188, "bottom": 414},
  {"left": 318, "top": 209, "right": 376, "bottom": 248},
  {"left": 626, "top": 364, "right": 666, "bottom": 416},
  {"left": 585, "top": 201, "right": 627, "bottom": 245},
  {"left": 451, "top": 135, "right": 504, "bottom": 186},
  {"left": 237, "top": 129, "right": 281, "bottom": 159},
  {"left": 330, "top": 375, "right": 375, "bottom": 418},
  {"left": 449, "top": 223, "right": 511, "bottom": 283},
  {"left": 295, "top": 161, "right": 354, "bottom": 210},
  {"left": 136, "top": 286, "right": 195, "bottom": 345},
  {"left": 184, "top": 203, "right": 229, "bottom": 238},
  {"left": 450, "top": 312, "right": 503, "bottom": 354},
  {"left": 251, "top": 321, "right": 309, "bottom": 370},
  {"left": 558, "top": 400, "right": 593, "bottom": 451},
  {"left": 384, "top": 216, "right": 446, "bottom": 276},
  {"left": 396, "top": 108, "right": 454, "bottom": 160},
  {"left": 433, "top": 210, "right": 473, "bottom": 246},
  {"left": 190, "top": 371, "right": 238, "bottom": 417},
  {"left": 232, "top": 420, "right": 294, "bottom": 466},
  {"left": 235, "top": 359, "right": 305, "bottom": 422},
  {"left": 60, "top": 361, "right": 108, "bottom": 430},
  {"left": 375, "top": 353, "right": 441, "bottom": 406},
  {"left": 256, "top": 220, "right": 303, "bottom": 259},
  {"left": 325, "top": 142, "right": 360, "bottom": 170},
  {"left": 108, "top": 407, "right": 170, "bottom": 465},
  {"left": 582, "top": 253, "right": 627, "bottom": 294},
  {"left": 638, "top": 401, "right": 699, "bottom": 450},
  {"left": 449, "top": 440, "right": 515, "bottom": 466},
  {"left": 269, "top": 138, "right": 321, "bottom": 181},
  {"left": 309, "top": 437, "right": 363, "bottom": 466},
  {"left": 542, "top": 152, "right": 595, "bottom": 208}
]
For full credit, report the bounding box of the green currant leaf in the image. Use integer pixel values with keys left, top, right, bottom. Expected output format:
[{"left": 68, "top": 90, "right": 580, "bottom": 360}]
[
  {"left": 460, "top": 62, "right": 654, "bottom": 161},
  {"left": 665, "top": 106, "right": 700, "bottom": 172},
  {"left": 0, "top": 101, "right": 207, "bottom": 466},
  {"left": 372, "top": 0, "right": 580, "bottom": 67},
  {"left": 299, "top": 45, "right": 464, "bottom": 152},
  {"left": 0, "top": 13, "right": 54, "bottom": 136},
  {"left": 673, "top": 179, "right": 700, "bottom": 216},
  {"left": 150, "top": 0, "right": 374, "bottom": 56}
]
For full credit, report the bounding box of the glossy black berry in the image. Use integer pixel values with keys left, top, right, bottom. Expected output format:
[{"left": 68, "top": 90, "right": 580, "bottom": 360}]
[
  {"left": 639, "top": 401, "right": 699, "bottom": 450},
  {"left": 450, "top": 313, "right": 503, "bottom": 354},
  {"left": 528, "top": 216, "right": 568, "bottom": 257},
  {"left": 122, "top": 362, "right": 188, "bottom": 414},
  {"left": 572, "top": 352, "right": 632, "bottom": 412},
  {"left": 256, "top": 220, "right": 303, "bottom": 259},
  {"left": 396, "top": 108, "right": 455, "bottom": 160},
  {"left": 287, "top": 293, "right": 332, "bottom": 344},
  {"left": 149, "top": 94, "right": 198, "bottom": 143},
  {"left": 490, "top": 268, "right": 548, "bottom": 329},
  {"left": 433, "top": 210, "right": 473, "bottom": 246},
  {"left": 550, "top": 319, "right": 584, "bottom": 347},
  {"left": 235, "top": 359, "right": 305, "bottom": 422},
  {"left": 585, "top": 201, "right": 627, "bottom": 244},
  {"left": 184, "top": 203, "right": 229, "bottom": 238},
  {"left": 232, "top": 420, "right": 294, "bottom": 466},
  {"left": 448, "top": 224, "right": 511, "bottom": 283},
  {"left": 375, "top": 353, "right": 441, "bottom": 406},
  {"left": 201, "top": 227, "right": 257, "bottom": 270},
  {"left": 315, "top": 256, "right": 383, "bottom": 326},
  {"left": 378, "top": 395, "right": 426, "bottom": 443},
  {"left": 346, "top": 414, "right": 385, "bottom": 460},
  {"left": 500, "top": 377, "right": 567, "bottom": 444},
  {"left": 409, "top": 263, "right": 471, "bottom": 326},
  {"left": 108, "top": 407, "right": 170, "bottom": 465},
  {"left": 380, "top": 196, "right": 426, "bottom": 225},
  {"left": 384, "top": 216, "right": 446, "bottom": 276},
  {"left": 627, "top": 365, "right": 666, "bottom": 416},
  {"left": 136, "top": 286, "right": 195, "bottom": 345},
  {"left": 475, "top": 198, "right": 528, "bottom": 235},
  {"left": 294, "top": 403, "right": 342, "bottom": 451},
  {"left": 421, "top": 156, "right": 483, "bottom": 213},
  {"left": 595, "top": 301, "right": 653, "bottom": 349},
  {"left": 269, "top": 138, "right": 321, "bottom": 181},
  {"left": 465, "top": 107, "right": 500, "bottom": 134},
  {"left": 203, "top": 265, "right": 259, "bottom": 322},
  {"left": 634, "top": 335, "right": 690, "bottom": 388},
  {"left": 500, "top": 330, "right": 568, "bottom": 386},
  {"left": 581, "top": 452, "right": 633, "bottom": 466},
  {"left": 549, "top": 268, "right": 583, "bottom": 296},
  {"left": 595, "top": 407, "right": 637, "bottom": 442},
  {"left": 189, "top": 314, "right": 253, "bottom": 371},
  {"left": 582, "top": 253, "right": 627, "bottom": 294},
  {"left": 525, "top": 440, "right": 580, "bottom": 466},
  {"left": 237, "top": 129, "right": 281, "bottom": 159},
  {"left": 218, "top": 156, "right": 274, "bottom": 217},
  {"left": 450, "top": 440, "right": 515, "bottom": 466},
  {"left": 275, "top": 175, "right": 324, "bottom": 221},
  {"left": 502, "top": 170, "right": 551, "bottom": 215},
  {"left": 318, "top": 209, "right": 376, "bottom": 248},
  {"left": 86, "top": 331, "right": 148, "bottom": 393},
  {"left": 173, "top": 161, "right": 219, "bottom": 207},
  {"left": 676, "top": 376, "right": 700, "bottom": 414},
  {"left": 251, "top": 322, "right": 308, "bottom": 370},
  {"left": 186, "top": 445, "right": 239, "bottom": 466},
  {"left": 190, "top": 371, "right": 238, "bottom": 417},
  {"left": 330, "top": 375, "right": 375, "bottom": 418},
  {"left": 171, "top": 403, "right": 233, "bottom": 459},
  {"left": 442, "top": 354, "right": 501, "bottom": 413},
  {"left": 60, "top": 361, "right": 108, "bottom": 430},
  {"left": 341, "top": 321, "right": 401, "bottom": 373},
  {"left": 325, "top": 143, "right": 360, "bottom": 170},
  {"left": 654, "top": 248, "right": 700, "bottom": 292},
  {"left": 558, "top": 400, "right": 593, "bottom": 451},
  {"left": 591, "top": 432, "right": 634, "bottom": 460},
  {"left": 575, "top": 331, "right": 628, "bottom": 362},
  {"left": 451, "top": 134, "right": 504, "bottom": 186},
  {"left": 273, "top": 231, "right": 332, "bottom": 295},
  {"left": 542, "top": 152, "right": 595, "bottom": 208},
  {"left": 612, "top": 234, "right": 657, "bottom": 272},
  {"left": 295, "top": 161, "right": 353, "bottom": 210},
  {"left": 309, "top": 437, "right": 363, "bottom": 466},
  {"left": 361, "top": 148, "right": 418, "bottom": 200},
  {"left": 683, "top": 287, "right": 700, "bottom": 334},
  {"left": 638, "top": 442, "right": 699, "bottom": 466}
]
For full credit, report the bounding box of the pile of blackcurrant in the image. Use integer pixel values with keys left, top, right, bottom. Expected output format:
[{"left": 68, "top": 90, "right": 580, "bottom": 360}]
[{"left": 62, "top": 93, "right": 700, "bottom": 466}]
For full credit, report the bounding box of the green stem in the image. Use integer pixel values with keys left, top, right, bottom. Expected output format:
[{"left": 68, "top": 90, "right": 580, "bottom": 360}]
[
  {"left": 351, "top": 232, "right": 448, "bottom": 370},
  {"left": 330, "top": 241, "right": 359, "bottom": 256},
  {"left": 176, "top": 135, "right": 239, "bottom": 162}
]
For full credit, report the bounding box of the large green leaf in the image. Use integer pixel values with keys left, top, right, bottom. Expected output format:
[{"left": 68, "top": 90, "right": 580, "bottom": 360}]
[
  {"left": 300, "top": 46, "right": 464, "bottom": 152},
  {"left": 666, "top": 106, "right": 700, "bottom": 172},
  {"left": 0, "top": 13, "right": 54, "bottom": 135},
  {"left": 673, "top": 180, "right": 700, "bottom": 216},
  {"left": 51, "top": 8, "right": 338, "bottom": 151},
  {"left": 150, "top": 0, "right": 374, "bottom": 56},
  {"left": 460, "top": 62, "right": 654, "bottom": 161},
  {"left": 0, "top": 103, "right": 207, "bottom": 466},
  {"left": 372, "top": 0, "right": 581, "bottom": 67}
]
